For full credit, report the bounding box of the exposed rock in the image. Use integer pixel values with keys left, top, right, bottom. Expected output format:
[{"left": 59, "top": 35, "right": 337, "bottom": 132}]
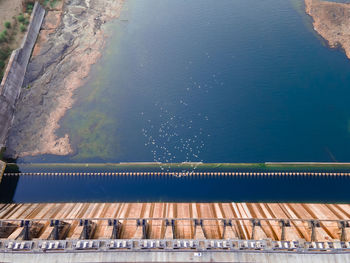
[
  {"left": 305, "top": 0, "right": 350, "bottom": 59},
  {"left": 5, "top": 0, "right": 124, "bottom": 158}
]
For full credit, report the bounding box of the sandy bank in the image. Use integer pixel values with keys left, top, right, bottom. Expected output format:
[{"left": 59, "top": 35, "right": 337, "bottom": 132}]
[
  {"left": 305, "top": 0, "right": 350, "bottom": 59},
  {"left": 5, "top": 0, "right": 124, "bottom": 158}
]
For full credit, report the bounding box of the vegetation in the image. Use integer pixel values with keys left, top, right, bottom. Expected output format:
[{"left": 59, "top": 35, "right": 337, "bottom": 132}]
[
  {"left": 0, "top": 5, "right": 33, "bottom": 83},
  {"left": 20, "top": 24, "right": 26, "bottom": 32},
  {"left": 4, "top": 22, "right": 11, "bottom": 29},
  {"left": 17, "top": 14, "right": 25, "bottom": 23},
  {"left": 26, "top": 3, "right": 34, "bottom": 13},
  {"left": 0, "top": 31, "right": 7, "bottom": 43}
]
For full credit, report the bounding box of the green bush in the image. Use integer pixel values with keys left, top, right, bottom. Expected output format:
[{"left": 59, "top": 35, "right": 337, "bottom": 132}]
[
  {"left": 27, "top": 3, "right": 34, "bottom": 12},
  {"left": 20, "top": 24, "right": 26, "bottom": 32},
  {"left": 0, "top": 47, "right": 10, "bottom": 60},
  {"left": 17, "top": 14, "right": 25, "bottom": 23},
  {"left": 0, "top": 60, "right": 5, "bottom": 70},
  {"left": 4, "top": 21, "right": 11, "bottom": 29},
  {"left": 23, "top": 18, "right": 30, "bottom": 25},
  {"left": 0, "top": 32, "right": 7, "bottom": 43}
]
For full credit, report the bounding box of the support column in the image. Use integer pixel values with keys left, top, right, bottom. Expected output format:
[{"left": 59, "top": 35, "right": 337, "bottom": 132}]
[
  {"left": 164, "top": 219, "right": 174, "bottom": 239},
  {"left": 279, "top": 220, "right": 291, "bottom": 241},
  {"left": 79, "top": 219, "right": 96, "bottom": 240},
  {"left": 308, "top": 220, "right": 320, "bottom": 242},
  {"left": 135, "top": 219, "right": 149, "bottom": 239},
  {"left": 194, "top": 219, "right": 206, "bottom": 239},
  {"left": 108, "top": 219, "right": 122, "bottom": 239},
  {"left": 222, "top": 220, "right": 237, "bottom": 239},
  {"left": 338, "top": 220, "right": 350, "bottom": 242}
]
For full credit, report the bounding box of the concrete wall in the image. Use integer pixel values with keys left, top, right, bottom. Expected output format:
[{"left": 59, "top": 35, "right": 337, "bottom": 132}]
[
  {"left": 0, "top": 251, "right": 350, "bottom": 263},
  {"left": 0, "top": 2, "right": 45, "bottom": 149},
  {"left": 0, "top": 160, "right": 4, "bottom": 183}
]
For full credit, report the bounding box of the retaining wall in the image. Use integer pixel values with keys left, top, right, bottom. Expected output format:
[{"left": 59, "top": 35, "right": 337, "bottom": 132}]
[{"left": 0, "top": 2, "right": 45, "bottom": 149}]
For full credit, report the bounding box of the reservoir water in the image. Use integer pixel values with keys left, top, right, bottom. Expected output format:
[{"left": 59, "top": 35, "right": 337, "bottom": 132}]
[
  {"left": 3, "top": 163, "right": 350, "bottom": 203},
  {"left": 19, "top": 0, "right": 350, "bottom": 163},
  {"left": 9, "top": 0, "right": 350, "bottom": 203}
]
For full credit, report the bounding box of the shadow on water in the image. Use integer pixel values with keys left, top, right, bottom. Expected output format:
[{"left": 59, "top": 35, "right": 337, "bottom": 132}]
[
  {"left": 3, "top": 163, "right": 350, "bottom": 203},
  {"left": 0, "top": 164, "right": 19, "bottom": 203}
]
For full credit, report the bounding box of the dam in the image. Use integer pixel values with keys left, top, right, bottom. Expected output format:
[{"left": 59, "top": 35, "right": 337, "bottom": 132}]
[
  {"left": 0, "top": 162, "right": 350, "bottom": 262},
  {"left": 1, "top": 0, "right": 350, "bottom": 262}
]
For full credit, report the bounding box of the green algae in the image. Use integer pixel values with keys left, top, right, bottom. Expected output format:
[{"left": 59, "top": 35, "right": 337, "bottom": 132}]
[{"left": 63, "top": 109, "right": 120, "bottom": 161}]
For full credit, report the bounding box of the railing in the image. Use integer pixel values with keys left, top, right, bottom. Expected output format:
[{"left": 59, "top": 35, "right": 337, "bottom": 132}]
[
  {"left": 1, "top": 217, "right": 349, "bottom": 243},
  {"left": 1, "top": 239, "right": 350, "bottom": 253}
]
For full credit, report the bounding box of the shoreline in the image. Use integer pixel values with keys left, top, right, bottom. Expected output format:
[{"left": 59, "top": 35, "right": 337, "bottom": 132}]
[
  {"left": 5, "top": 0, "right": 124, "bottom": 158},
  {"left": 305, "top": 0, "right": 350, "bottom": 60}
]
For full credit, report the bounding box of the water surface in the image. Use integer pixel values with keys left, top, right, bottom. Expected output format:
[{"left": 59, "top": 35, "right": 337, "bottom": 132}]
[{"left": 21, "top": 0, "right": 350, "bottom": 164}]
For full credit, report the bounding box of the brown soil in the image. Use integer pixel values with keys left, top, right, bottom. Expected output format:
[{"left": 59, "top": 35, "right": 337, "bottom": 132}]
[
  {"left": 5, "top": 0, "right": 124, "bottom": 158},
  {"left": 0, "top": 0, "right": 23, "bottom": 33},
  {"left": 305, "top": 0, "right": 350, "bottom": 59}
]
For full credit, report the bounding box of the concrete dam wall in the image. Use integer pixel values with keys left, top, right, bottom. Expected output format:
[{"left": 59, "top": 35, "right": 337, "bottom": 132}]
[{"left": 0, "top": 2, "right": 45, "bottom": 149}]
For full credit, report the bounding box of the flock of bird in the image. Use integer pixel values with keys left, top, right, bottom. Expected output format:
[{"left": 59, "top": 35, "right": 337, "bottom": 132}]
[{"left": 140, "top": 80, "right": 213, "bottom": 172}]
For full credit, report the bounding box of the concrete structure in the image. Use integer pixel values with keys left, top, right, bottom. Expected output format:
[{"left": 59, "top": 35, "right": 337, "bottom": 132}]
[
  {"left": 1, "top": 202, "right": 350, "bottom": 262},
  {"left": 0, "top": 2, "right": 45, "bottom": 149},
  {"left": 1, "top": 202, "right": 350, "bottom": 241},
  {"left": 2, "top": 242, "right": 350, "bottom": 263},
  {"left": 0, "top": 161, "right": 4, "bottom": 183}
]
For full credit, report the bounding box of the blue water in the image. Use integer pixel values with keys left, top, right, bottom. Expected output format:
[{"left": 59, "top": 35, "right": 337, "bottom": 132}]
[
  {"left": 9, "top": 0, "right": 350, "bottom": 203},
  {"left": 21, "top": 0, "right": 350, "bottom": 163},
  {"left": 2, "top": 173, "right": 350, "bottom": 203}
]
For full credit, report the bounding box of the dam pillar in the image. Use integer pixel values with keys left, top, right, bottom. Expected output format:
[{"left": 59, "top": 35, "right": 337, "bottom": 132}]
[
  {"left": 250, "top": 219, "right": 267, "bottom": 240},
  {"left": 79, "top": 220, "right": 96, "bottom": 240},
  {"left": 338, "top": 220, "right": 350, "bottom": 242},
  {"left": 194, "top": 219, "right": 206, "bottom": 239},
  {"left": 108, "top": 219, "right": 122, "bottom": 239},
  {"left": 309, "top": 220, "right": 320, "bottom": 242},
  {"left": 222, "top": 220, "right": 237, "bottom": 239},
  {"left": 279, "top": 220, "right": 291, "bottom": 241},
  {"left": 135, "top": 219, "right": 149, "bottom": 239},
  {"left": 164, "top": 219, "right": 174, "bottom": 239}
]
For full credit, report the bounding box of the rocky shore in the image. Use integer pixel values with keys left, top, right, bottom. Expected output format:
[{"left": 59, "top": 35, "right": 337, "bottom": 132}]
[
  {"left": 5, "top": 0, "right": 123, "bottom": 158},
  {"left": 305, "top": 0, "right": 350, "bottom": 59}
]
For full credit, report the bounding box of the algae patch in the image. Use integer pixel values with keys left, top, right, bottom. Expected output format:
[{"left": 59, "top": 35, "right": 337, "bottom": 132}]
[{"left": 64, "top": 110, "right": 121, "bottom": 161}]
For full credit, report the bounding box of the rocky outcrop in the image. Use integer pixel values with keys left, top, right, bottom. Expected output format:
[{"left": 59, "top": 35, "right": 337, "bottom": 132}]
[
  {"left": 5, "top": 0, "right": 124, "bottom": 158},
  {"left": 305, "top": 0, "right": 350, "bottom": 59}
]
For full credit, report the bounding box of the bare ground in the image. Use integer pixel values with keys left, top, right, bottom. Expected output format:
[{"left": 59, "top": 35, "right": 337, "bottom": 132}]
[
  {"left": 305, "top": 0, "right": 350, "bottom": 59},
  {"left": 5, "top": 0, "right": 124, "bottom": 158}
]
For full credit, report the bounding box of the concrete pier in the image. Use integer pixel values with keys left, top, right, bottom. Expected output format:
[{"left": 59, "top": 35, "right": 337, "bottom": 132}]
[{"left": 0, "top": 161, "right": 5, "bottom": 183}]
